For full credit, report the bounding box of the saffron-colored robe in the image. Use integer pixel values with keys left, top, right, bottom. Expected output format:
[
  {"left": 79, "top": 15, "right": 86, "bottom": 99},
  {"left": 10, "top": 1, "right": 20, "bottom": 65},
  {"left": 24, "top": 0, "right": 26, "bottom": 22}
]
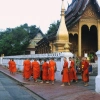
[
  {"left": 42, "top": 62, "right": 49, "bottom": 80},
  {"left": 32, "top": 61, "right": 40, "bottom": 80},
  {"left": 81, "top": 60, "right": 89, "bottom": 82},
  {"left": 11, "top": 61, "right": 17, "bottom": 73},
  {"left": 8, "top": 60, "right": 12, "bottom": 72},
  {"left": 48, "top": 60, "right": 56, "bottom": 81},
  {"left": 23, "top": 60, "right": 31, "bottom": 79},
  {"left": 69, "top": 60, "right": 77, "bottom": 81},
  {"left": 62, "top": 61, "right": 70, "bottom": 82}
]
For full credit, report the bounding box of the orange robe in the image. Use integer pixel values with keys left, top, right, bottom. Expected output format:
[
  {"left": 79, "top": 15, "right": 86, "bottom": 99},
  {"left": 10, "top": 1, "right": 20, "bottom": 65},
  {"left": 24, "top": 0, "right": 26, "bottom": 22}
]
[
  {"left": 23, "top": 60, "right": 31, "bottom": 79},
  {"left": 8, "top": 60, "right": 12, "bottom": 72},
  {"left": 42, "top": 62, "right": 49, "bottom": 81},
  {"left": 32, "top": 61, "right": 40, "bottom": 80},
  {"left": 69, "top": 61, "right": 77, "bottom": 81},
  {"left": 62, "top": 61, "right": 70, "bottom": 82},
  {"left": 81, "top": 60, "right": 89, "bottom": 82},
  {"left": 48, "top": 60, "right": 56, "bottom": 81},
  {"left": 11, "top": 61, "right": 17, "bottom": 73}
]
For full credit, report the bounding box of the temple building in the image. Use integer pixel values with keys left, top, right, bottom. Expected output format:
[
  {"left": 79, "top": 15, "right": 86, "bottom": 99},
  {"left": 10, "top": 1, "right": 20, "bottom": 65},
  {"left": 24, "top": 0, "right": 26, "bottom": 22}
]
[
  {"left": 35, "top": 0, "right": 100, "bottom": 57},
  {"left": 26, "top": 30, "right": 45, "bottom": 54}
]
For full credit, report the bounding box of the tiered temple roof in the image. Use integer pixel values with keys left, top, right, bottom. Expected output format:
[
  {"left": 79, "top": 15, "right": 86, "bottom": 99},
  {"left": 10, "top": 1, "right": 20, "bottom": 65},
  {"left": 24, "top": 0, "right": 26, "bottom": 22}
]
[
  {"left": 65, "top": 0, "right": 100, "bottom": 28},
  {"left": 36, "top": 0, "right": 100, "bottom": 48}
]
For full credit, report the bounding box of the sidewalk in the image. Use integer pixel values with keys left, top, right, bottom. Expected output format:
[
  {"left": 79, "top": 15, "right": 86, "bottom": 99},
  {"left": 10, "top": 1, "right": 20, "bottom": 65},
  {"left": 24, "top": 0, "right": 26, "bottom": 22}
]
[{"left": 0, "top": 65, "right": 100, "bottom": 100}]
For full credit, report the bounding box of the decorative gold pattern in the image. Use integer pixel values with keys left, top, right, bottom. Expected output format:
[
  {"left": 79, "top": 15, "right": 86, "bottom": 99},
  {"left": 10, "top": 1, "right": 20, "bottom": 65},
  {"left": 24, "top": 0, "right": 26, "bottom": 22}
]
[
  {"left": 80, "top": 19, "right": 97, "bottom": 22},
  {"left": 68, "top": 23, "right": 79, "bottom": 30},
  {"left": 81, "top": 4, "right": 98, "bottom": 19},
  {"left": 68, "top": 22, "right": 79, "bottom": 34}
]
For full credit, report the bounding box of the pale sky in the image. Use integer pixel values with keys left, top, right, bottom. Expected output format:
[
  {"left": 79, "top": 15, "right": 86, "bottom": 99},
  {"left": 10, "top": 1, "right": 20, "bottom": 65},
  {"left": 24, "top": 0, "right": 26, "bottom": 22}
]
[{"left": 0, "top": 0, "right": 100, "bottom": 33}]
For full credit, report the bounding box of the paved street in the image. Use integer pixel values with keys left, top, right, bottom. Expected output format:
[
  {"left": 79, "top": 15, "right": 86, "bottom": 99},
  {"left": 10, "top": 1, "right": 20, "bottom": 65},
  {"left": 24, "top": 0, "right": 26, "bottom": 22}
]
[{"left": 0, "top": 72, "right": 43, "bottom": 100}]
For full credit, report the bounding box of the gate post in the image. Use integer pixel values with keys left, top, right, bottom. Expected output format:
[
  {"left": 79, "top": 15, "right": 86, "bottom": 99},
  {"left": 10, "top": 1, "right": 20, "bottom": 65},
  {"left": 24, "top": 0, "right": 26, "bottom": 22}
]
[
  {"left": 0, "top": 57, "right": 3, "bottom": 65},
  {"left": 95, "top": 50, "right": 100, "bottom": 92}
]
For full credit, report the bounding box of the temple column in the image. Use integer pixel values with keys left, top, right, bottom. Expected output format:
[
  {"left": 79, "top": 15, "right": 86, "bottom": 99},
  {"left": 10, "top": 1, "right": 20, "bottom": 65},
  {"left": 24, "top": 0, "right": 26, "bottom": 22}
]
[
  {"left": 98, "top": 20, "right": 100, "bottom": 50},
  {"left": 52, "top": 43, "right": 55, "bottom": 52},
  {"left": 49, "top": 42, "right": 53, "bottom": 53},
  {"left": 78, "top": 22, "right": 82, "bottom": 56}
]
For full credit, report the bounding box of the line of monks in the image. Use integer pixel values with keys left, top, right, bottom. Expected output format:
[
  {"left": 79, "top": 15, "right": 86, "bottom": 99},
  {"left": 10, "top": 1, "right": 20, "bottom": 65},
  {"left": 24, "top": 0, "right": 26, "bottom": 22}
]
[
  {"left": 8, "top": 57, "right": 89, "bottom": 86},
  {"left": 61, "top": 57, "right": 89, "bottom": 86},
  {"left": 23, "top": 58, "right": 56, "bottom": 84}
]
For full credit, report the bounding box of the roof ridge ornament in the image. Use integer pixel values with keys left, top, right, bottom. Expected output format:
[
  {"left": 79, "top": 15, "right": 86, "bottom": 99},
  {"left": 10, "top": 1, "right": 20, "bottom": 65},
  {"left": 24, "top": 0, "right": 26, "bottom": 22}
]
[
  {"left": 53, "top": 0, "right": 70, "bottom": 52},
  {"left": 67, "top": 0, "right": 69, "bottom": 7},
  {"left": 61, "top": 0, "right": 65, "bottom": 11},
  {"left": 56, "top": 0, "right": 68, "bottom": 41}
]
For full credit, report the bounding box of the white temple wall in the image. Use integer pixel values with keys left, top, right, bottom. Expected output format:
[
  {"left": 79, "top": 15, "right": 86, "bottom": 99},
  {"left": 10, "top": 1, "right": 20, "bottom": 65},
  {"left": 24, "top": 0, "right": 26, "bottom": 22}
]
[{"left": 1, "top": 52, "right": 73, "bottom": 81}]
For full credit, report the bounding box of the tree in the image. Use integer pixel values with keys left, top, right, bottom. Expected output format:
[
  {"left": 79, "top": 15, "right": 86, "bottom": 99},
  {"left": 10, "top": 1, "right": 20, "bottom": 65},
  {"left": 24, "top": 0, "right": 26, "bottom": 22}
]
[
  {"left": 0, "top": 23, "right": 43, "bottom": 56},
  {"left": 46, "top": 20, "right": 60, "bottom": 36},
  {"left": 20, "top": 24, "right": 41, "bottom": 39},
  {"left": 0, "top": 27, "right": 29, "bottom": 56}
]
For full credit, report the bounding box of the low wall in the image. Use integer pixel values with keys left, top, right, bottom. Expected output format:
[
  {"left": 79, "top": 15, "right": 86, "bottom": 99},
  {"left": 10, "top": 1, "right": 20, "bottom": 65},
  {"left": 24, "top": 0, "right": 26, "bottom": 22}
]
[
  {"left": 1, "top": 52, "right": 73, "bottom": 81},
  {"left": 0, "top": 52, "right": 98, "bottom": 80}
]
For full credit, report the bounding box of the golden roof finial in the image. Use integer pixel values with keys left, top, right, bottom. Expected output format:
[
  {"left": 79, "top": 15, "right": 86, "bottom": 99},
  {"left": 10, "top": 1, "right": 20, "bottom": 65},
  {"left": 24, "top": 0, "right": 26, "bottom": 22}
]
[
  {"left": 53, "top": 0, "right": 70, "bottom": 52},
  {"left": 56, "top": 0, "right": 69, "bottom": 42},
  {"left": 61, "top": 0, "right": 65, "bottom": 11}
]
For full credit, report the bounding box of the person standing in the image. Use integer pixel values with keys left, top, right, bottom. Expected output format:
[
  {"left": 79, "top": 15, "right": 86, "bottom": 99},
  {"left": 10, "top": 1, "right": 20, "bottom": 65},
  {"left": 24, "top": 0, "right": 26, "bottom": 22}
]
[
  {"left": 40, "top": 59, "right": 49, "bottom": 83},
  {"left": 61, "top": 57, "right": 70, "bottom": 86},
  {"left": 23, "top": 58, "right": 31, "bottom": 81},
  {"left": 32, "top": 59, "right": 40, "bottom": 82},
  {"left": 10, "top": 59, "right": 17, "bottom": 75},
  {"left": 39, "top": 59, "right": 43, "bottom": 80},
  {"left": 48, "top": 58, "right": 56, "bottom": 85},
  {"left": 69, "top": 57, "right": 78, "bottom": 82},
  {"left": 81, "top": 57, "right": 89, "bottom": 86},
  {"left": 8, "top": 59, "right": 12, "bottom": 74}
]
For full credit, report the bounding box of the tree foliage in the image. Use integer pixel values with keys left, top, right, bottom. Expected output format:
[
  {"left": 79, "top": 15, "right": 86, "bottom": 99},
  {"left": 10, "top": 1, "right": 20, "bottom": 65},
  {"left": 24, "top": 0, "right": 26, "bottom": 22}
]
[
  {"left": 46, "top": 20, "right": 60, "bottom": 36},
  {"left": 20, "top": 24, "right": 41, "bottom": 39},
  {"left": 0, "top": 23, "right": 41, "bottom": 56}
]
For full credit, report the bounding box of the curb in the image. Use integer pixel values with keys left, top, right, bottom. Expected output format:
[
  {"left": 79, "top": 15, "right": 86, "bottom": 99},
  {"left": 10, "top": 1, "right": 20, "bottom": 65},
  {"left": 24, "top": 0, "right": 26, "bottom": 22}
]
[{"left": 0, "top": 70, "right": 46, "bottom": 100}]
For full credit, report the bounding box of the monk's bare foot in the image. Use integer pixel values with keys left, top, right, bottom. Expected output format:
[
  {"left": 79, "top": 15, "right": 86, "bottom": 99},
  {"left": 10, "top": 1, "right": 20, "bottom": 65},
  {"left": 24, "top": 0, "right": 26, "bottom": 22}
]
[
  {"left": 76, "top": 80, "right": 78, "bottom": 83},
  {"left": 40, "top": 81, "right": 43, "bottom": 83},
  {"left": 61, "top": 84, "right": 65, "bottom": 86},
  {"left": 84, "top": 83, "right": 88, "bottom": 86},
  {"left": 46, "top": 81, "right": 49, "bottom": 84},
  {"left": 68, "top": 83, "right": 70, "bottom": 86},
  {"left": 35, "top": 80, "right": 37, "bottom": 83},
  {"left": 52, "top": 81, "right": 54, "bottom": 85}
]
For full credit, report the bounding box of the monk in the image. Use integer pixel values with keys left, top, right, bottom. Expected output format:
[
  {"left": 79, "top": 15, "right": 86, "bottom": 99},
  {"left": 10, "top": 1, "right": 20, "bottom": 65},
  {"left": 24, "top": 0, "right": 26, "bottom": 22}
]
[
  {"left": 31, "top": 59, "right": 40, "bottom": 82},
  {"left": 81, "top": 57, "right": 89, "bottom": 86},
  {"left": 23, "top": 59, "right": 31, "bottom": 81},
  {"left": 48, "top": 58, "right": 56, "bottom": 84},
  {"left": 61, "top": 57, "right": 70, "bottom": 86},
  {"left": 10, "top": 59, "right": 17, "bottom": 74},
  {"left": 69, "top": 57, "right": 78, "bottom": 82},
  {"left": 8, "top": 59, "right": 12, "bottom": 74},
  {"left": 39, "top": 59, "right": 43, "bottom": 80},
  {"left": 40, "top": 59, "right": 49, "bottom": 83}
]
